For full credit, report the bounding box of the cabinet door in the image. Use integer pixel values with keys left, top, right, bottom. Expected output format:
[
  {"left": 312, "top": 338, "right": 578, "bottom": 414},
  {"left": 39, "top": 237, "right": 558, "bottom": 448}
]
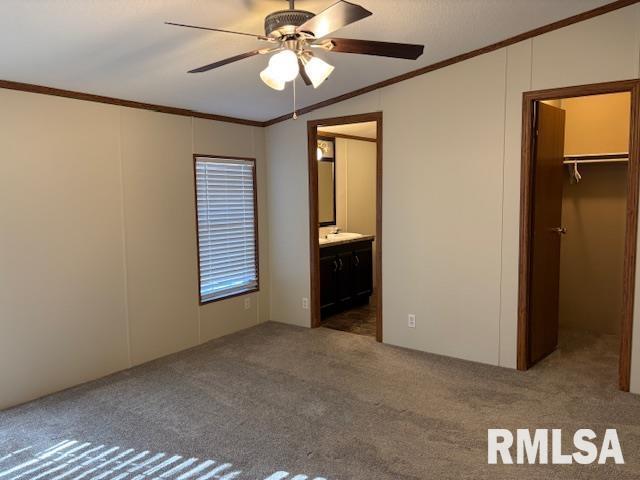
[
  {"left": 352, "top": 246, "right": 373, "bottom": 299},
  {"left": 319, "top": 253, "right": 338, "bottom": 311},
  {"left": 336, "top": 252, "right": 353, "bottom": 305}
]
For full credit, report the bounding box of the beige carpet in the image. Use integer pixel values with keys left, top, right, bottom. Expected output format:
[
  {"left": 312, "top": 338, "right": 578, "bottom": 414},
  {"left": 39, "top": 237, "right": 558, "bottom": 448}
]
[{"left": 1, "top": 322, "right": 639, "bottom": 479}]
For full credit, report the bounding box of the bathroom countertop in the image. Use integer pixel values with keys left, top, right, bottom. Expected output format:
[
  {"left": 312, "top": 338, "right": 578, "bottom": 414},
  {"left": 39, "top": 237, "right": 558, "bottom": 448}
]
[{"left": 319, "top": 234, "right": 375, "bottom": 248}]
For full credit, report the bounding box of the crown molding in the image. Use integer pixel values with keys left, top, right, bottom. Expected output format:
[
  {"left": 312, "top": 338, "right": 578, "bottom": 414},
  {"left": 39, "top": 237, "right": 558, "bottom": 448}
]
[{"left": 0, "top": 80, "right": 266, "bottom": 127}]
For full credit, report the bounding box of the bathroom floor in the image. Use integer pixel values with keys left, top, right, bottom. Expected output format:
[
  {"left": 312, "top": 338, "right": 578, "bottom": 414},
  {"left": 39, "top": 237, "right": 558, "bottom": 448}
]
[{"left": 321, "top": 296, "right": 376, "bottom": 337}]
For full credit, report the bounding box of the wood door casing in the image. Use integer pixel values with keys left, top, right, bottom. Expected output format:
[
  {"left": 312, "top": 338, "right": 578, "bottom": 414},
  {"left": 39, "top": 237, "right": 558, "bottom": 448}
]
[
  {"left": 518, "top": 80, "right": 640, "bottom": 391},
  {"left": 528, "top": 102, "right": 566, "bottom": 365}
]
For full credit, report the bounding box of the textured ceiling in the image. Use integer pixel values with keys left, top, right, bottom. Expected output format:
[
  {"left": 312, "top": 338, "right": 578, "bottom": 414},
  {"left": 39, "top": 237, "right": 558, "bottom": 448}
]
[{"left": 0, "top": 0, "right": 614, "bottom": 121}]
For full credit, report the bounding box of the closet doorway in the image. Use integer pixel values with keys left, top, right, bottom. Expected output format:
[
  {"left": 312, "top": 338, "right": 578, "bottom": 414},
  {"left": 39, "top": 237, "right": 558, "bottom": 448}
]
[{"left": 518, "top": 80, "right": 640, "bottom": 391}]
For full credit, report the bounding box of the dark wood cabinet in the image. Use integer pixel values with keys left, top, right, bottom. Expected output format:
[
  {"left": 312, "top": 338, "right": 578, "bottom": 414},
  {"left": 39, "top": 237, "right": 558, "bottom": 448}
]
[
  {"left": 320, "top": 238, "right": 373, "bottom": 318},
  {"left": 351, "top": 244, "right": 373, "bottom": 301},
  {"left": 319, "top": 252, "right": 339, "bottom": 311},
  {"left": 336, "top": 252, "right": 353, "bottom": 303}
]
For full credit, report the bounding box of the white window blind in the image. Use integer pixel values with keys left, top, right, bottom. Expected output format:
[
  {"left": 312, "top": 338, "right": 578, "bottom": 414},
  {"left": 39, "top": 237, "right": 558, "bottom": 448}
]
[{"left": 195, "top": 157, "right": 258, "bottom": 303}]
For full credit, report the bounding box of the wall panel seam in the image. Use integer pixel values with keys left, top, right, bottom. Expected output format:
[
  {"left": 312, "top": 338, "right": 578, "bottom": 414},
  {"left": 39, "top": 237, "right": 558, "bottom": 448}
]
[
  {"left": 498, "top": 48, "right": 509, "bottom": 366},
  {"left": 117, "top": 107, "right": 133, "bottom": 367},
  {"left": 529, "top": 37, "right": 534, "bottom": 90}
]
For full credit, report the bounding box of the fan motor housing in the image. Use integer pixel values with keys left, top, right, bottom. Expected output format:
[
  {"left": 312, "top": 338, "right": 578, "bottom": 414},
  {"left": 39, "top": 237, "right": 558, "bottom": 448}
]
[{"left": 264, "top": 10, "right": 314, "bottom": 38}]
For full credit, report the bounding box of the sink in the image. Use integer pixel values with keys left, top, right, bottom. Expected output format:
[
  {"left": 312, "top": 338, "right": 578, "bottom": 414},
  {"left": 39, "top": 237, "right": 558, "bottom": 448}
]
[{"left": 319, "top": 232, "right": 364, "bottom": 245}]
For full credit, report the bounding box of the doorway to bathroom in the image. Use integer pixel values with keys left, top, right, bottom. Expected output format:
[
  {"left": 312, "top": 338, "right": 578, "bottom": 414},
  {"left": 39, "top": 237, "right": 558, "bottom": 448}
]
[
  {"left": 307, "top": 112, "right": 383, "bottom": 341},
  {"left": 518, "top": 80, "right": 640, "bottom": 391}
]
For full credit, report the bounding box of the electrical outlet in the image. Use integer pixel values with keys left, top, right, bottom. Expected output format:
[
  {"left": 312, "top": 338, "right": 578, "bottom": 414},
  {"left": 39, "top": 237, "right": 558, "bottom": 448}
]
[
  {"left": 244, "top": 297, "right": 251, "bottom": 310},
  {"left": 302, "top": 297, "right": 309, "bottom": 310},
  {"left": 408, "top": 314, "right": 416, "bottom": 328}
]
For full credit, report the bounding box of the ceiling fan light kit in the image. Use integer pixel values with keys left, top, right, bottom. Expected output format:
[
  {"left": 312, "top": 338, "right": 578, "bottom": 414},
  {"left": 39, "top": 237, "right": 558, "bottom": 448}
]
[
  {"left": 268, "top": 49, "right": 300, "bottom": 82},
  {"left": 300, "top": 53, "right": 335, "bottom": 88},
  {"left": 167, "top": 0, "right": 424, "bottom": 115},
  {"left": 259, "top": 66, "right": 286, "bottom": 91}
]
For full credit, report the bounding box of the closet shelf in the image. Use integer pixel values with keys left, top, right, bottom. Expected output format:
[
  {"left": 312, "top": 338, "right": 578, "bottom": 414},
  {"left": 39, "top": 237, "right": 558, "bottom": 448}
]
[{"left": 563, "top": 152, "right": 628, "bottom": 165}]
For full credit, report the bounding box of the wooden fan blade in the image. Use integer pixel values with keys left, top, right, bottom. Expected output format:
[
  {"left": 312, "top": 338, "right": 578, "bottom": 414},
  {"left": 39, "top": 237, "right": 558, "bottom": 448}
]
[
  {"left": 298, "top": 59, "right": 312, "bottom": 86},
  {"left": 296, "top": 1, "right": 372, "bottom": 39},
  {"left": 326, "top": 38, "right": 424, "bottom": 59},
  {"left": 188, "top": 50, "right": 263, "bottom": 73},
  {"left": 165, "top": 22, "right": 271, "bottom": 41}
]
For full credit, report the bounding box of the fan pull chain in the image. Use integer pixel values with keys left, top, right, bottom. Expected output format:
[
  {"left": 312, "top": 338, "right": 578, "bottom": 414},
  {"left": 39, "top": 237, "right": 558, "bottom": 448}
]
[{"left": 292, "top": 78, "right": 298, "bottom": 120}]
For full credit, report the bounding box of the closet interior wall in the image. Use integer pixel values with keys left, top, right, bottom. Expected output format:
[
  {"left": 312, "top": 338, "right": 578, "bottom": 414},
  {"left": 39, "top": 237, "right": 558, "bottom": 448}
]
[{"left": 558, "top": 93, "right": 631, "bottom": 335}]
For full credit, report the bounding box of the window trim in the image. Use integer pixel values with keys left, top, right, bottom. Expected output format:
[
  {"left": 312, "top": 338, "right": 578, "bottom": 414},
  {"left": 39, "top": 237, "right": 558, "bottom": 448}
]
[{"left": 193, "top": 154, "right": 260, "bottom": 305}]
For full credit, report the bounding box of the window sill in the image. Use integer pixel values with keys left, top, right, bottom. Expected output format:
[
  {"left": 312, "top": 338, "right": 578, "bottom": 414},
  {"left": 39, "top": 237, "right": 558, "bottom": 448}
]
[{"left": 199, "top": 286, "right": 259, "bottom": 306}]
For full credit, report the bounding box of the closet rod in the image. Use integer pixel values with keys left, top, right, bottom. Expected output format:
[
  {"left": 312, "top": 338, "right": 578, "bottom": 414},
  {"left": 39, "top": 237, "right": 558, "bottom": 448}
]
[
  {"left": 563, "top": 152, "right": 628, "bottom": 165},
  {"left": 564, "top": 158, "right": 628, "bottom": 165}
]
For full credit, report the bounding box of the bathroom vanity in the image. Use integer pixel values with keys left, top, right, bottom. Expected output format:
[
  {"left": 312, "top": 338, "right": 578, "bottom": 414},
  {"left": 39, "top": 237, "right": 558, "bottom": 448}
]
[{"left": 319, "top": 234, "right": 374, "bottom": 318}]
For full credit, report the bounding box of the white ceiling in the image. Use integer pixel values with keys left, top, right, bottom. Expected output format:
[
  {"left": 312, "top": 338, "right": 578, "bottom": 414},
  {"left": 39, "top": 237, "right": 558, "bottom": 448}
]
[
  {"left": 0, "top": 0, "right": 613, "bottom": 122},
  {"left": 320, "top": 121, "right": 377, "bottom": 138}
]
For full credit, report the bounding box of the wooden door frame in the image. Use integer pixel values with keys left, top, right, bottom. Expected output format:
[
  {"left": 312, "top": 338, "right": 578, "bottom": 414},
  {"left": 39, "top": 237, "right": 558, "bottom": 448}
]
[
  {"left": 517, "top": 79, "right": 640, "bottom": 391},
  {"left": 307, "top": 112, "right": 383, "bottom": 342}
]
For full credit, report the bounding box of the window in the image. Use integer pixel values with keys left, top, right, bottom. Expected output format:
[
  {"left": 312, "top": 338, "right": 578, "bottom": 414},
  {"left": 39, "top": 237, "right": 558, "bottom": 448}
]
[{"left": 194, "top": 156, "right": 258, "bottom": 303}]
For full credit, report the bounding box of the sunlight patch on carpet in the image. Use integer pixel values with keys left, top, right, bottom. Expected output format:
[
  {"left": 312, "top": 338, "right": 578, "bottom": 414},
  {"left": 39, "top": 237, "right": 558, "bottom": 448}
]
[{"left": 0, "top": 440, "right": 328, "bottom": 480}]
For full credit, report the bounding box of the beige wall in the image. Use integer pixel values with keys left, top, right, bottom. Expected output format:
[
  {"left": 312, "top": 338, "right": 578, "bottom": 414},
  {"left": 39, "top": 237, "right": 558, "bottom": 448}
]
[
  {"left": 0, "top": 93, "right": 130, "bottom": 411},
  {"left": 0, "top": 91, "right": 268, "bottom": 409},
  {"left": 265, "top": 4, "right": 640, "bottom": 390},
  {"left": 558, "top": 94, "right": 630, "bottom": 335}
]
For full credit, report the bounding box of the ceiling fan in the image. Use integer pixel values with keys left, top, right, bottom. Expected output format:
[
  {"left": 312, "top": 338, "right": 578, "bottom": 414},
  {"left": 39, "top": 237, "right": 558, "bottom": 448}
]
[{"left": 166, "top": 0, "right": 424, "bottom": 91}]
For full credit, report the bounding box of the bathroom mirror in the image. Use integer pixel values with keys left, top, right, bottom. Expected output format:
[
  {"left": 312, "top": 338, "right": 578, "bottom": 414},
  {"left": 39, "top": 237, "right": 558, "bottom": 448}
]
[{"left": 317, "top": 136, "right": 336, "bottom": 226}]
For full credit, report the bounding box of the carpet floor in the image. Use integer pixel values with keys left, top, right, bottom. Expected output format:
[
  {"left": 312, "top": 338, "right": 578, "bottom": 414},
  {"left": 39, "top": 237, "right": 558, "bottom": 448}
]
[{"left": 1, "top": 322, "right": 640, "bottom": 480}]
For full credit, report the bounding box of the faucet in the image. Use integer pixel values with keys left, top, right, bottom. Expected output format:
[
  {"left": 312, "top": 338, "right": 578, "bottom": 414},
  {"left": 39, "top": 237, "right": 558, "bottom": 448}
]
[{"left": 330, "top": 227, "right": 341, "bottom": 235}]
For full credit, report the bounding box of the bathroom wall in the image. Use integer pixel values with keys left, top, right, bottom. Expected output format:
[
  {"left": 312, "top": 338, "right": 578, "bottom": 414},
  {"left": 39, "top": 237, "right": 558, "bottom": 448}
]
[
  {"left": 339, "top": 138, "right": 377, "bottom": 239},
  {"left": 558, "top": 93, "right": 631, "bottom": 335},
  {"left": 318, "top": 136, "right": 377, "bottom": 240}
]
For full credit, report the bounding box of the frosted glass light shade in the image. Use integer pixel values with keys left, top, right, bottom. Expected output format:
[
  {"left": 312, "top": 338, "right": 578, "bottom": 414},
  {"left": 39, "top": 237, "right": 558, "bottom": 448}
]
[
  {"left": 260, "top": 66, "right": 285, "bottom": 91},
  {"left": 268, "top": 50, "right": 300, "bottom": 82},
  {"left": 304, "top": 56, "right": 334, "bottom": 88}
]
